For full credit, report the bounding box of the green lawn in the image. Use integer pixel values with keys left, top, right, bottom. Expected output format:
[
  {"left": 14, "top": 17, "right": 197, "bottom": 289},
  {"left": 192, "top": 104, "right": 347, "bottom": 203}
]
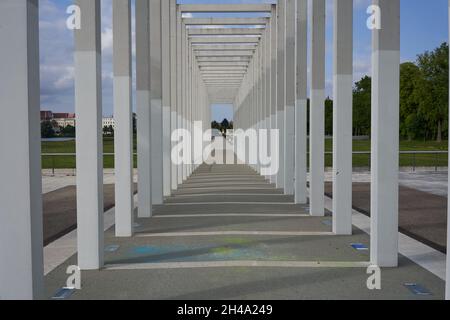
[
  {"left": 322, "top": 139, "right": 448, "bottom": 168},
  {"left": 41, "top": 137, "right": 137, "bottom": 169},
  {"left": 41, "top": 138, "right": 448, "bottom": 169}
]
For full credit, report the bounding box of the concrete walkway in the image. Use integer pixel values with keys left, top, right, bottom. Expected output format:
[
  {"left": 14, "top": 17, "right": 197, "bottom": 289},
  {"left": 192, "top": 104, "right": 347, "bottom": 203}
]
[{"left": 44, "top": 163, "right": 445, "bottom": 300}]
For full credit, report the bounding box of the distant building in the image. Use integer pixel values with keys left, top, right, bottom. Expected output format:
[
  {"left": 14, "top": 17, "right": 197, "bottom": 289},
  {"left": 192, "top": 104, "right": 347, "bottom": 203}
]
[
  {"left": 53, "top": 118, "right": 76, "bottom": 128},
  {"left": 102, "top": 117, "right": 115, "bottom": 129},
  {"left": 53, "top": 113, "right": 75, "bottom": 119},
  {"left": 41, "top": 110, "right": 114, "bottom": 129},
  {"left": 40, "top": 111, "right": 53, "bottom": 121}
]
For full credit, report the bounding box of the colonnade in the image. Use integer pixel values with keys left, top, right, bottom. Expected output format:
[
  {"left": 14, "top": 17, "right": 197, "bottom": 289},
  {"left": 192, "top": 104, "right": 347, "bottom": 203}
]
[{"left": 0, "top": 0, "right": 449, "bottom": 300}]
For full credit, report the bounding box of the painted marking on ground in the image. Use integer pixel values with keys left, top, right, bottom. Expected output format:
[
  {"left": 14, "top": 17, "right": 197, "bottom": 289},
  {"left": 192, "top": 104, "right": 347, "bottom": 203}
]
[
  {"left": 136, "top": 231, "right": 334, "bottom": 238},
  {"left": 323, "top": 193, "right": 447, "bottom": 280},
  {"left": 104, "top": 260, "right": 371, "bottom": 271}
]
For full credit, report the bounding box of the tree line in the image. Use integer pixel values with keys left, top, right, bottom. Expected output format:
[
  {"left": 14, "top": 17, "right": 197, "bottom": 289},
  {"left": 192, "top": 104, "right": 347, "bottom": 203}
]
[
  {"left": 212, "top": 119, "right": 234, "bottom": 133},
  {"left": 324, "top": 42, "right": 449, "bottom": 142}
]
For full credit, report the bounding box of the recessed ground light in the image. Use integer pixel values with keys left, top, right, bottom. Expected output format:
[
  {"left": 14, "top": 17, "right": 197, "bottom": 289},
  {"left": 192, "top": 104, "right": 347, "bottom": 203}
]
[
  {"left": 404, "top": 283, "right": 432, "bottom": 296},
  {"left": 52, "top": 287, "right": 75, "bottom": 300},
  {"left": 322, "top": 220, "right": 332, "bottom": 226},
  {"left": 351, "top": 243, "right": 369, "bottom": 251},
  {"left": 105, "top": 245, "right": 120, "bottom": 253}
]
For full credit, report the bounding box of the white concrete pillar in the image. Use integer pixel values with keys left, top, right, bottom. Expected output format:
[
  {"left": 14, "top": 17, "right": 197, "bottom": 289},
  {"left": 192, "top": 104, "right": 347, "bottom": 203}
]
[
  {"left": 284, "top": 0, "right": 296, "bottom": 195},
  {"left": 74, "top": 0, "right": 104, "bottom": 269},
  {"left": 309, "top": 0, "right": 326, "bottom": 217},
  {"left": 295, "top": 0, "right": 308, "bottom": 204},
  {"left": 113, "top": 0, "right": 134, "bottom": 237},
  {"left": 270, "top": 5, "right": 278, "bottom": 184},
  {"left": 150, "top": 0, "right": 164, "bottom": 205},
  {"left": 170, "top": 0, "right": 178, "bottom": 191},
  {"left": 276, "top": 0, "right": 286, "bottom": 188},
  {"left": 332, "top": 0, "right": 353, "bottom": 235},
  {"left": 136, "top": 0, "right": 152, "bottom": 218},
  {"left": 370, "top": 0, "right": 400, "bottom": 267},
  {"left": 176, "top": 8, "right": 183, "bottom": 185},
  {"left": 161, "top": 0, "right": 172, "bottom": 198},
  {"left": 265, "top": 24, "right": 272, "bottom": 177},
  {"left": 0, "top": 0, "right": 43, "bottom": 299},
  {"left": 182, "top": 24, "right": 188, "bottom": 181}
]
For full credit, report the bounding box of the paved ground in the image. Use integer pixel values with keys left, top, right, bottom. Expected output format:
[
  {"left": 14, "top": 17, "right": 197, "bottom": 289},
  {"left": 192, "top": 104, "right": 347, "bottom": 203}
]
[
  {"left": 44, "top": 163, "right": 445, "bottom": 300},
  {"left": 325, "top": 182, "right": 448, "bottom": 253},
  {"left": 323, "top": 171, "right": 449, "bottom": 197},
  {"left": 42, "top": 184, "right": 137, "bottom": 246}
]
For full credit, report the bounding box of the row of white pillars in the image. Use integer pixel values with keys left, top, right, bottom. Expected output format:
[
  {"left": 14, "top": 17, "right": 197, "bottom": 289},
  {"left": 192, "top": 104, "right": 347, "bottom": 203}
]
[
  {"left": 1, "top": 0, "right": 449, "bottom": 300},
  {"left": 235, "top": 0, "right": 400, "bottom": 267}
]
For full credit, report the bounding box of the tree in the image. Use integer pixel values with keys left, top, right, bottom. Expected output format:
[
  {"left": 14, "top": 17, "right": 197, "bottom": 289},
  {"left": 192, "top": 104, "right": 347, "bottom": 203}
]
[
  {"left": 416, "top": 42, "right": 449, "bottom": 142},
  {"left": 41, "top": 120, "right": 55, "bottom": 138},
  {"left": 60, "top": 125, "right": 76, "bottom": 138},
  {"left": 211, "top": 121, "right": 220, "bottom": 130},
  {"left": 400, "top": 62, "right": 425, "bottom": 140},
  {"left": 325, "top": 97, "right": 333, "bottom": 136},
  {"left": 353, "top": 76, "right": 371, "bottom": 136},
  {"left": 103, "top": 125, "right": 114, "bottom": 137},
  {"left": 221, "top": 119, "right": 230, "bottom": 132}
]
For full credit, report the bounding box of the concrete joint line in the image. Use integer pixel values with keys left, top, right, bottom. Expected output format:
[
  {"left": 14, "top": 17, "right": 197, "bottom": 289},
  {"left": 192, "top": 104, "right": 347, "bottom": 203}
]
[
  {"left": 152, "top": 214, "right": 311, "bottom": 218},
  {"left": 104, "top": 260, "right": 371, "bottom": 271},
  {"left": 136, "top": 231, "right": 335, "bottom": 238}
]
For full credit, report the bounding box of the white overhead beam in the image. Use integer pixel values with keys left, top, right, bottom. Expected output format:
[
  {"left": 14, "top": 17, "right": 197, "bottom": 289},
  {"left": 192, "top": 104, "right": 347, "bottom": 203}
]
[
  {"left": 185, "top": 18, "right": 268, "bottom": 25},
  {"left": 193, "top": 45, "right": 257, "bottom": 50},
  {"left": 198, "top": 62, "right": 249, "bottom": 66},
  {"left": 197, "top": 56, "right": 251, "bottom": 62},
  {"left": 188, "top": 28, "right": 264, "bottom": 35},
  {"left": 190, "top": 37, "right": 260, "bottom": 44},
  {"left": 180, "top": 4, "right": 273, "bottom": 12},
  {"left": 195, "top": 51, "right": 255, "bottom": 57}
]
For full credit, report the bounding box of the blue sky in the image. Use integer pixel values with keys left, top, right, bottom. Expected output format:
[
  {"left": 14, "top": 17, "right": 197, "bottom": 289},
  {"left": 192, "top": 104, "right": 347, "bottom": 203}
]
[{"left": 39, "top": 0, "right": 449, "bottom": 121}]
